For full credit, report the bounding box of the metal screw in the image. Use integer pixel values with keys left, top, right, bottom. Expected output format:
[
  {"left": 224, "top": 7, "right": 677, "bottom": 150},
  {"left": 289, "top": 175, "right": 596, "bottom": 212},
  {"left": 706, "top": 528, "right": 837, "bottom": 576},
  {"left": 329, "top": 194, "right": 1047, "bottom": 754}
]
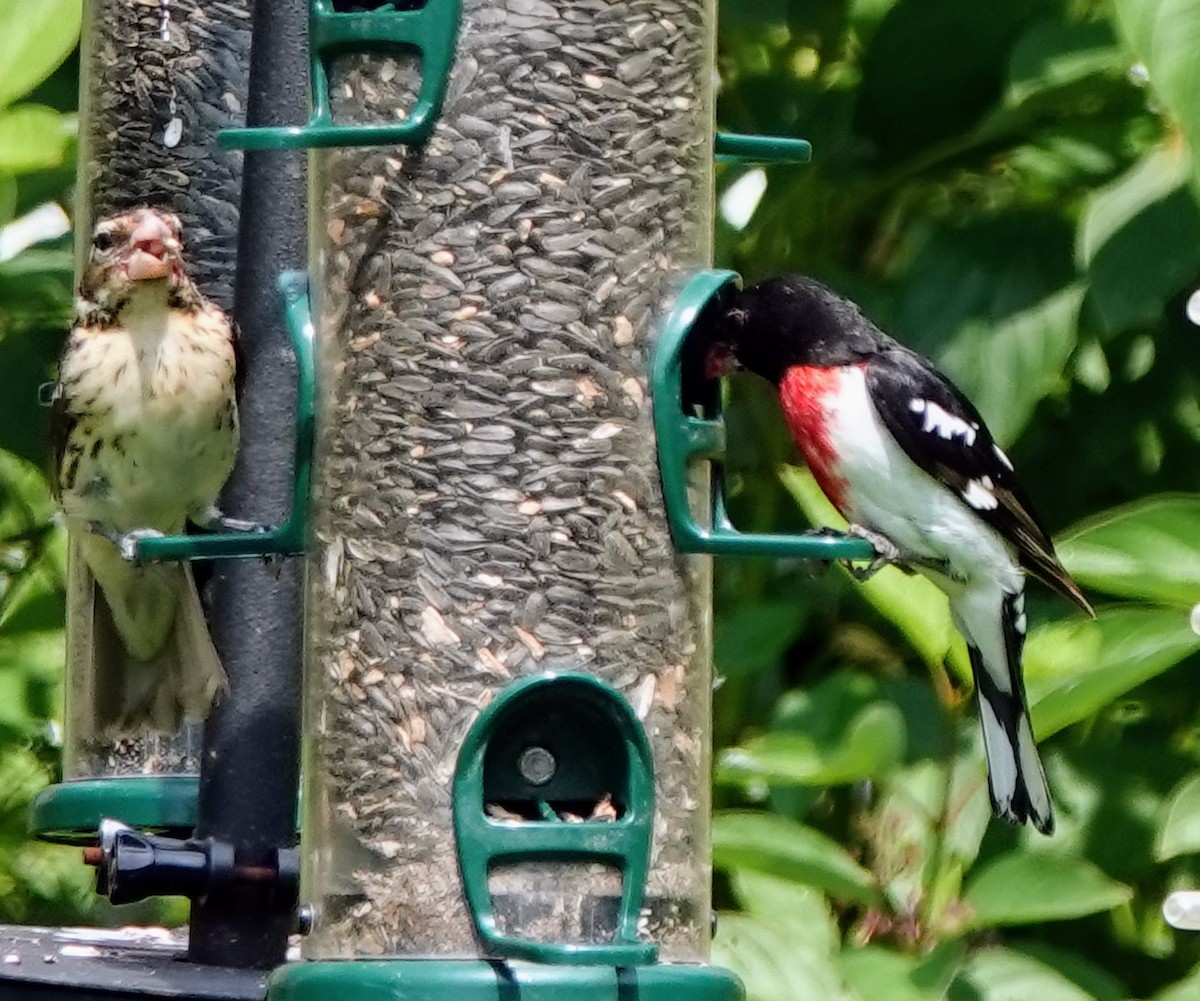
[{"left": 517, "top": 746, "right": 556, "bottom": 786}]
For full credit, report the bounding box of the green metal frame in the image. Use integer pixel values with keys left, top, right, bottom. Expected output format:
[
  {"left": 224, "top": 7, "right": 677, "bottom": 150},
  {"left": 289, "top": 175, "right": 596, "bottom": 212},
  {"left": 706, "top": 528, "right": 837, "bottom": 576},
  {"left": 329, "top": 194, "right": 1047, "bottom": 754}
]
[
  {"left": 270, "top": 959, "right": 744, "bottom": 1001},
  {"left": 29, "top": 776, "right": 198, "bottom": 845},
  {"left": 134, "top": 270, "right": 314, "bottom": 562},
  {"left": 220, "top": 0, "right": 462, "bottom": 151},
  {"left": 714, "top": 132, "right": 812, "bottom": 164},
  {"left": 453, "top": 674, "right": 657, "bottom": 966},
  {"left": 651, "top": 270, "right": 874, "bottom": 561}
]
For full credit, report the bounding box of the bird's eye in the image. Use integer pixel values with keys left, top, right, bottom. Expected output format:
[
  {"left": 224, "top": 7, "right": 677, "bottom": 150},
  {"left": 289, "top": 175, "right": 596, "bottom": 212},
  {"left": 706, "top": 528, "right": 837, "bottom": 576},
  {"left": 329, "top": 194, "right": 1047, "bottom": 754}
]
[{"left": 93, "top": 231, "right": 116, "bottom": 252}]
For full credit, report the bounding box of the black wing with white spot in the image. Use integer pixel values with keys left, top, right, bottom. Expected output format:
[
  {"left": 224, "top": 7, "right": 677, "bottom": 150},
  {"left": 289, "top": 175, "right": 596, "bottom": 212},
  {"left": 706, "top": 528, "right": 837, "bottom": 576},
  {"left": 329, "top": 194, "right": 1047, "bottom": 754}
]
[{"left": 864, "top": 347, "right": 1092, "bottom": 614}]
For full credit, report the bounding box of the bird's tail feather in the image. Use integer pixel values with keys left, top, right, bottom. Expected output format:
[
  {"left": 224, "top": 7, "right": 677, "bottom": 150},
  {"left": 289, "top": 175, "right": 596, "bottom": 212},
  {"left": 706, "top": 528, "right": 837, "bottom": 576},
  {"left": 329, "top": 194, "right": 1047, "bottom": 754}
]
[
  {"left": 67, "top": 538, "right": 227, "bottom": 737},
  {"left": 957, "top": 588, "right": 1054, "bottom": 835}
]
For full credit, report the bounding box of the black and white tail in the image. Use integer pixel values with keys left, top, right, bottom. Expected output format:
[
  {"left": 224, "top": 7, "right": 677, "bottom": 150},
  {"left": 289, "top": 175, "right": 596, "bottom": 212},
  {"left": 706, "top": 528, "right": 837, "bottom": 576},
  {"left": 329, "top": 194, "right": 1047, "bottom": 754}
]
[{"left": 956, "top": 588, "right": 1054, "bottom": 835}]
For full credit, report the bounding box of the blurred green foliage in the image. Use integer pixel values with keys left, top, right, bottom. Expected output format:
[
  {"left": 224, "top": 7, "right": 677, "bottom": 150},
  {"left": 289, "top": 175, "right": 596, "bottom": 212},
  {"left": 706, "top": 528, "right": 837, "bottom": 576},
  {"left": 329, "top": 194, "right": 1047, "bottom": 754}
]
[
  {"left": 2, "top": 0, "right": 1200, "bottom": 996},
  {"left": 0, "top": 0, "right": 97, "bottom": 925},
  {"left": 712, "top": 1, "right": 1200, "bottom": 999}
]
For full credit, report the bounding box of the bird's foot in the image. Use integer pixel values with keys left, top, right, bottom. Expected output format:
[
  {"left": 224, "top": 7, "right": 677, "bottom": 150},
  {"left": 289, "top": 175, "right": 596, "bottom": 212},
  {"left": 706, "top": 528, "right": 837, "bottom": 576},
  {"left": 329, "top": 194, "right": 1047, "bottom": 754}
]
[
  {"left": 192, "top": 506, "right": 276, "bottom": 535},
  {"left": 842, "top": 524, "right": 900, "bottom": 581},
  {"left": 842, "top": 524, "right": 953, "bottom": 582},
  {"left": 89, "top": 524, "right": 165, "bottom": 562}
]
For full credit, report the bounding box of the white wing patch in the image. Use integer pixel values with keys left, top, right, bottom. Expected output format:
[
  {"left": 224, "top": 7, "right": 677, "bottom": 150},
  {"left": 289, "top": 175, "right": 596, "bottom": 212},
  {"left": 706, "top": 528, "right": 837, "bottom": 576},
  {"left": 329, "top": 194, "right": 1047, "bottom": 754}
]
[
  {"left": 993, "top": 444, "right": 1014, "bottom": 470},
  {"left": 909, "top": 398, "right": 978, "bottom": 446},
  {"left": 962, "top": 476, "right": 999, "bottom": 511}
]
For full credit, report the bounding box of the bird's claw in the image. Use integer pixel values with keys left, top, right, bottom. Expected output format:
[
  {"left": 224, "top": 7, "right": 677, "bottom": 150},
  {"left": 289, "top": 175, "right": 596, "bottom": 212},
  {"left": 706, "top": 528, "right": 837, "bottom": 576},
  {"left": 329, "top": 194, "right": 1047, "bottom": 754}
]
[
  {"left": 86, "top": 525, "right": 166, "bottom": 562},
  {"left": 193, "top": 507, "right": 276, "bottom": 535},
  {"left": 840, "top": 523, "right": 951, "bottom": 582},
  {"left": 842, "top": 524, "right": 900, "bottom": 581},
  {"left": 118, "top": 528, "right": 165, "bottom": 561}
]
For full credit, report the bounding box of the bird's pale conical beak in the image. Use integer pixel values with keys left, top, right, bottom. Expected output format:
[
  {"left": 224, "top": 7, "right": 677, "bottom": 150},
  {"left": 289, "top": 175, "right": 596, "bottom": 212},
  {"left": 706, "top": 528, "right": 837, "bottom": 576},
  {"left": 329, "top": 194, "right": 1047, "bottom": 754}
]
[{"left": 125, "top": 215, "right": 174, "bottom": 282}]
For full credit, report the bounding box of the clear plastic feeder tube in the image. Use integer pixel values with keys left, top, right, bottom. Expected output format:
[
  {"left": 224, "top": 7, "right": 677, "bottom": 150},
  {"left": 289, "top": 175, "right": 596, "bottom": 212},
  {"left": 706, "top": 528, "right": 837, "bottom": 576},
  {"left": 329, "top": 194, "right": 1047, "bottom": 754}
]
[
  {"left": 62, "top": 0, "right": 250, "bottom": 785},
  {"left": 304, "top": 0, "right": 716, "bottom": 961}
]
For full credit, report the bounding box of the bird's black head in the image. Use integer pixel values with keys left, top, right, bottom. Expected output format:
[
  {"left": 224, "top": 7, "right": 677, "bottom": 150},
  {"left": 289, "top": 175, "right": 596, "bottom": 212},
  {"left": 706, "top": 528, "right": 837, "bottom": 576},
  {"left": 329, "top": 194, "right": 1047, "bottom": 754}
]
[{"left": 707, "top": 275, "right": 888, "bottom": 384}]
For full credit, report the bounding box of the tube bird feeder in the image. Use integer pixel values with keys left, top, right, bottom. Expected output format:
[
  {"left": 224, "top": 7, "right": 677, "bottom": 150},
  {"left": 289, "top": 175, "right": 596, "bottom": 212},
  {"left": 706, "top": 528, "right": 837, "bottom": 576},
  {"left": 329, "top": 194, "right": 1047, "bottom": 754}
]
[{"left": 285, "top": 0, "right": 733, "bottom": 984}]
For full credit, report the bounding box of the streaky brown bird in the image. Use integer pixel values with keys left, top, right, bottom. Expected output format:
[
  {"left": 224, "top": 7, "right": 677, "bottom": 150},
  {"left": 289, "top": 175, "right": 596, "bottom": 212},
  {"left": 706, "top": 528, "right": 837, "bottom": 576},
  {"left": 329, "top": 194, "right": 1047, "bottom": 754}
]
[{"left": 52, "top": 207, "right": 239, "bottom": 733}]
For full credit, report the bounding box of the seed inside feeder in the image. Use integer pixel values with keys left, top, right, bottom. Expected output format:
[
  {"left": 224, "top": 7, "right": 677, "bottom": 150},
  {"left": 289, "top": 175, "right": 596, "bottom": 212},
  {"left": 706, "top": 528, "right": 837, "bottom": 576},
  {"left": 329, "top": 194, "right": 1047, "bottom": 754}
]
[{"left": 305, "top": 0, "right": 714, "bottom": 961}]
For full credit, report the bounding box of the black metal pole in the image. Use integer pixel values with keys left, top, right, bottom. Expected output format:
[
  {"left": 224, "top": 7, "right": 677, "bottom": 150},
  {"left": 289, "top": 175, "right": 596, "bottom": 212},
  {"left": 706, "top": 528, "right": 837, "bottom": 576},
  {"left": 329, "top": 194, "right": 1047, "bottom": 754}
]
[{"left": 188, "top": 0, "right": 309, "bottom": 969}]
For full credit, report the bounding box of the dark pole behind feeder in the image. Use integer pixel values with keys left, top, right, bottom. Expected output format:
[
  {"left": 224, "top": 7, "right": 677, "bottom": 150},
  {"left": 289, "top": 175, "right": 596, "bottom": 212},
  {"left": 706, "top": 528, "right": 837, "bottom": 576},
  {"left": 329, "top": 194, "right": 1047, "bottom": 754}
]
[{"left": 188, "top": 0, "right": 309, "bottom": 969}]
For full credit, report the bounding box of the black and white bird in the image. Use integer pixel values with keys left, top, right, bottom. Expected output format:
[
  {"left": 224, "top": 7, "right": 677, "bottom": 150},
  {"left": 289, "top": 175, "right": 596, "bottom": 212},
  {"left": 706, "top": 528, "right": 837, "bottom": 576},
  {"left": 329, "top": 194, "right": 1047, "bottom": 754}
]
[{"left": 706, "top": 275, "right": 1093, "bottom": 835}]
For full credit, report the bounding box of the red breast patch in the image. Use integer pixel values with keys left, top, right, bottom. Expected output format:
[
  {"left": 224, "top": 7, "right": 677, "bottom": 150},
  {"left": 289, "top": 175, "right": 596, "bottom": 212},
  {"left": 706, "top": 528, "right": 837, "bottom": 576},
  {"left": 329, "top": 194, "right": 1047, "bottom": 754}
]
[{"left": 779, "top": 364, "right": 851, "bottom": 514}]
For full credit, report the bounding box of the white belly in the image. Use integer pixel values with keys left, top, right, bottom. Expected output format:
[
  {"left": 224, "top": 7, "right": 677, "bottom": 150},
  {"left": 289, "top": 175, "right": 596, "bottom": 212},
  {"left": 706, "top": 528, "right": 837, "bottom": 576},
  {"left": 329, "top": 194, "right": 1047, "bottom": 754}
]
[{"left": 823, "top": 367, "right": 1021, "bottom": 594}]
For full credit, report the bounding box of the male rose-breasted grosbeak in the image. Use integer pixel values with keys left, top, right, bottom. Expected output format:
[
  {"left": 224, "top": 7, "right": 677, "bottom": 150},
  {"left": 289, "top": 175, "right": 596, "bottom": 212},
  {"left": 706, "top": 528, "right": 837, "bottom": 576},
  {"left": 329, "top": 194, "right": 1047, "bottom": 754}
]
[
  {"left": 52, "top": 208, "right": 241, "bottom": 733},
  {"left": 707, "top": 275, "right": 1093, "bottom": 835}
]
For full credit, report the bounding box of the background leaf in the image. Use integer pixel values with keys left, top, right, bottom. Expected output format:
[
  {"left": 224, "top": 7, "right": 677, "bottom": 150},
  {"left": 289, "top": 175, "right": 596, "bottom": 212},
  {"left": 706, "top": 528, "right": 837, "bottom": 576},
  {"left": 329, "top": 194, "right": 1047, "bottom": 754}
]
[
  {"left": 1109, "top": 0, "right": 1200, "bottom": 190},
  {"left": 962, "top": 853, "right": 1132, "bottom": 927},
  {"left": 1058, "top": 495, "right": 1200, "bottom": 606},
  {"left": 1026, "top": 606, "right": 1200, "bottom": 737},
  {"left": 0, "top": 0, "right": 81, "bottom": 109},
  {"left": 714, "top": 810, "right": 880, "bottom": 904},
  {"left": 1156, "top": 772, "right": 1200, "bottom": 861}
]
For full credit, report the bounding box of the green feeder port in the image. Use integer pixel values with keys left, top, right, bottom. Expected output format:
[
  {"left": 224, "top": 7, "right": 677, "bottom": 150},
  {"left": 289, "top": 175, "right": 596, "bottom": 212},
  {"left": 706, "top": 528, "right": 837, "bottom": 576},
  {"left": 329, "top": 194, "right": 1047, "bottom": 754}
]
[
  {"left": 272, "top": 674, "right": 741, "bottom": 1001},
  {"left": 652, "top": 269, "right": 875, "bottom": 562},
  {"left": 453, "top": 674, "right": 656, "bottom": 966}
]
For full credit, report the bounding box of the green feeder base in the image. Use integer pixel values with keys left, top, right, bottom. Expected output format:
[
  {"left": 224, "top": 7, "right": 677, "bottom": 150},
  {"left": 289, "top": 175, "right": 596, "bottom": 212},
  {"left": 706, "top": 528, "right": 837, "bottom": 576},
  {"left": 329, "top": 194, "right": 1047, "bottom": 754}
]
[
  {"left": 270, "top": 960, "right": 743, "bottom": 1001},
  {"left": 30, "top": 777, "right": 198, "bottom": 845}
]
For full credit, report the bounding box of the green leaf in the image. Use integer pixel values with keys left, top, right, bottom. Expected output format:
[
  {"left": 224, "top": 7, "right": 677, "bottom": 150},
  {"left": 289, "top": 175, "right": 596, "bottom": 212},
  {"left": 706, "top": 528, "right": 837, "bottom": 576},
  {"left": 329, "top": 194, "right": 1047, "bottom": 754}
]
[
  {"left": 0, "top": 244, "right": 74, "bottom": 321},
  {"left": 840, "top": 944, "right": 963, "bottom": 1001},
  {"left": 1058, "top": 494, "right": 1200, "bottom": 606},
  {"left": 855, "top": 0, "right": 1043, "bottom": 163},
  {"left": 1151, "top": 963, "right": 1200, "bottom": 1001},
  {"left": 719, "top": 670, "right": 908, "bottom": 787},
  {"left": 949, "top": 947, "right": 1101, "bottom": 1001},
  {"left": 1076, "top": 145, "right": 1200, "bottom": 335},
  {"left": 1110, "top": 0, "right": 1200, "bottom": 191},
  {"left": 779, "top": 466, "right": 971, "bottom": 685},
  {"left": 715, "top": 600, "right": 808, "bottom": 679},
  {"left": 1006, "top": 20, "right": 1123, "bottom": 106},
  {"left": 729, "top": 870, "right": 841, "bottom": 950},
  {"left": 1011, "top": 942, "right": 1127, "bottom": 1001},
  {"left": 712, "top": 912, "right": 858, "bottom": 1001},
  {"left": 0, "top": 0, "right": 82, "bottom": 109},
  {"left": 1025, "top": 606, "right": 1200, "bottom": 737},
  {"left": 719, "top": 701, "right": 905, "bottom": 787},
  {"left": 892, "top": 214, "right": 1083, "bottom": 444},
  {"left": 713, "top": 811, "right": 879, "bottom": 905},
  {"left": 0, "top": 174, "right": 15, "bottom": 228},
  {"left": 962, "top": 852, "right": 1132, "bottom": 927},
  {"left": 1156, "top": 772, "right": 1200, "bottom": 860},
  {"left": 0, "top": 105, "right": 72, "bottom": 173}
]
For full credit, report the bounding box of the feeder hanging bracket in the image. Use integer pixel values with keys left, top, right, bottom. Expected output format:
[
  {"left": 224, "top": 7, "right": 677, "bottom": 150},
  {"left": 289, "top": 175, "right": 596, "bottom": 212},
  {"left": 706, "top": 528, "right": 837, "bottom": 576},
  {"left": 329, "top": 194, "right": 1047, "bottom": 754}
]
[
  {"left": 133, "top": 270, "right": 314, "bottom": 562},
  {"left": 220, "top": 0, "right": 462, "bottom": 150}
]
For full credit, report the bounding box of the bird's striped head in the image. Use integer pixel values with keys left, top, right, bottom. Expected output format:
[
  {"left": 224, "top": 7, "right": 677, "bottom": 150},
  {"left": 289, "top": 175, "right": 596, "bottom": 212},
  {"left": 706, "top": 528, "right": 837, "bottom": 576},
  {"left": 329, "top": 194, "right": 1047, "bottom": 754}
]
[{"left": 78, "top": 208, "right": 200, "bottom": 319}]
